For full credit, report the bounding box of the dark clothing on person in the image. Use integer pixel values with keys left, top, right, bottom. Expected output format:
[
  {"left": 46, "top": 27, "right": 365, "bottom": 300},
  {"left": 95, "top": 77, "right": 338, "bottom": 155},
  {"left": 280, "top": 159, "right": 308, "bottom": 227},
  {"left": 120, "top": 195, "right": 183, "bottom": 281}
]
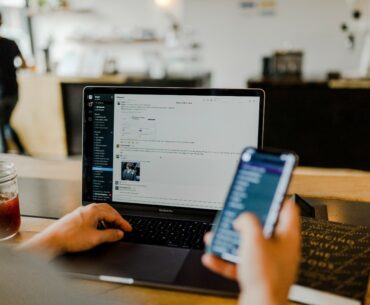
[
  {"left": 0, "top": 94, "right": 24, "bottom": 153},
  {"left": 0, "top": 37, "right": 25, "bottom": 153},
  {"left": 0, "top": 94, "right": 18, "bottom": 124},
  {"left": 0, "top": 37, "right": 21, "bottom": 97}
]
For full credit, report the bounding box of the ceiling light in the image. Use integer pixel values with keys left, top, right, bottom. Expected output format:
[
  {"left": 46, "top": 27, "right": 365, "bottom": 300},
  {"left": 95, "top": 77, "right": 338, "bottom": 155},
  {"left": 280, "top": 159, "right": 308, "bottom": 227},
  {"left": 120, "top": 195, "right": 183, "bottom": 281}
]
[{"left": 154, "top": 0, "right": 174, "bottom": 8}]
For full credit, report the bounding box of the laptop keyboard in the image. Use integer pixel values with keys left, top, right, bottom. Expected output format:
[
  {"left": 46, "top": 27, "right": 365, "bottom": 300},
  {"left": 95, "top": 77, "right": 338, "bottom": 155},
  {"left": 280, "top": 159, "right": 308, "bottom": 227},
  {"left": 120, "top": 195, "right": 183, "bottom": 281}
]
[{"left": 122, "top": 215, "right": 212, "bottom": 250}]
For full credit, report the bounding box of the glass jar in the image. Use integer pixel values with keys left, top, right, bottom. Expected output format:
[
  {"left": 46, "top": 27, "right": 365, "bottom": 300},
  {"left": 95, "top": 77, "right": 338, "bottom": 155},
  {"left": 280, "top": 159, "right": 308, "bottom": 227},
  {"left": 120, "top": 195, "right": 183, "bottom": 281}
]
[{"left": 0, "top": 161, "right": 20, "bottom": 241}]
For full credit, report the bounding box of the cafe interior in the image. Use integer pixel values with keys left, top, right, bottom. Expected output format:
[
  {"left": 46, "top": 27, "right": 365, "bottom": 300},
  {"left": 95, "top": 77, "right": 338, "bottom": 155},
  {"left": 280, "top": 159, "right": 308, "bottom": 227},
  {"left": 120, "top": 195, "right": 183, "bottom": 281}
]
[
  {"left": 1, "top": 0, "right": 370, "bottom": 167},
  {"left": 0, "top": 0, "right": 369, "bottom": 305}
]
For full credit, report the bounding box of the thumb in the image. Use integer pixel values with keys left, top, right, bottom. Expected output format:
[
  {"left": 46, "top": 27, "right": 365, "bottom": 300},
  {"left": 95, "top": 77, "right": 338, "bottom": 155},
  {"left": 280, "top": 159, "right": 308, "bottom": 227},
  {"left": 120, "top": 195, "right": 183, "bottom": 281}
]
[
  {"left": 234, "top": 213, "right": 264, "bottom": 243},
  {"left": 275, "top": 200, "right": 300, "bottom": 240},
  {"left": 96, "top": 229, "right": 124, "bottom": 244},
  {"left": 233, "top": 213, "right": 265, "bottom": 263}
]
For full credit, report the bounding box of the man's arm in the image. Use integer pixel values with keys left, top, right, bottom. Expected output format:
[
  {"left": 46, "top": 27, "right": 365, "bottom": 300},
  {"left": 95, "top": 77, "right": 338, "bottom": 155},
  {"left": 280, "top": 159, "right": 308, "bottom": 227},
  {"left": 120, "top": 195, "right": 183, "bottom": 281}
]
[
  {"left": 12, "top": 41, "right": 27, "bottom": 69},
  {"left": 18, "top": 203, "right": 132, "bottom": 259},
  {"left": 202, "top": 201, "right": 301, "bottom": 305},
  {"left": 18, "top": 53, "right": 28, "bottom": 69}
]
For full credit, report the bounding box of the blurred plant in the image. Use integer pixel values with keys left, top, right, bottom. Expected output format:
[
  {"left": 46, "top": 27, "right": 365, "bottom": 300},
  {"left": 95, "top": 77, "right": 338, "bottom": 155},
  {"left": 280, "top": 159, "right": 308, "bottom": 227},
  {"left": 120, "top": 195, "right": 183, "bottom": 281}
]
[{"left": 37, "top": 0, "right": 47, "bottom": 7}]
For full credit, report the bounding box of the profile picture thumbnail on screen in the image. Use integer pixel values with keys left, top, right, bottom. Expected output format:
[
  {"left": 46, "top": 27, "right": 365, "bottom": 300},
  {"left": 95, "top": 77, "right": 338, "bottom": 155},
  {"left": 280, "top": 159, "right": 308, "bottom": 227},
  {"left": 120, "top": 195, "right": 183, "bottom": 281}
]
[{"left": 121, "top": 162, "right": 140, "bottom": 182}]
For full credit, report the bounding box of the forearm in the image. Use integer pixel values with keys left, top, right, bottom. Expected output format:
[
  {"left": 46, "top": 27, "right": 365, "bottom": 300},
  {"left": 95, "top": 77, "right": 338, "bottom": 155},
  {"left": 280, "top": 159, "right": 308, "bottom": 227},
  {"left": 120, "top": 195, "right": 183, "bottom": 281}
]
[
  {"left": 20, "top": 55, "right": 28, "bottom": 69},
  {"left": 17, "top": 229, "right": 63, "bottom": 260},
  {"left": 239, "top": 290, "right": 288, "bottom": 305}
]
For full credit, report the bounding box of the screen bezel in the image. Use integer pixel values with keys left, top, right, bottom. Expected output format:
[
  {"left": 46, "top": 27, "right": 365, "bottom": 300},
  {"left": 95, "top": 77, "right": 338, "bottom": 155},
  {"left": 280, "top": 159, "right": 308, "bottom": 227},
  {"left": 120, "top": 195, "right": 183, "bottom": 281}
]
[
  {"left": 209, "top": 147, "right": 298, "bottom": 263},
  {"left": 82, "top": 87, "right": 265, "bottom": 218}
]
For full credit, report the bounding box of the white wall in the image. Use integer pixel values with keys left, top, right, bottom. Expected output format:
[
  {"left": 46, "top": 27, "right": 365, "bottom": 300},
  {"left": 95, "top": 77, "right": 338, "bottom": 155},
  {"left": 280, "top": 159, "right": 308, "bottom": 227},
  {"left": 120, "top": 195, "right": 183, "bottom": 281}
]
[
  {"left": 184, "top": 0, "right": 362, "bottom": 87},
  {"left": 30, "top": 0, "right": 363, "bottom": 86},
  {"left": 31, "top": 0, "right": 175, "bottom": 72}
]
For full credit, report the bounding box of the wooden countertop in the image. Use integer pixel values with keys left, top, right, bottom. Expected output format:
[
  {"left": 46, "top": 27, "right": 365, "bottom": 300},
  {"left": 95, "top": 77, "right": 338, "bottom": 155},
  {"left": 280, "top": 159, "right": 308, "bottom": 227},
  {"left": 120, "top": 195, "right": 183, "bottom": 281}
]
[
  {"left": 248, "top": 78, "right": 370, "bottom": 89},
  {"left": 329, "top": 79, "right": 370, "bottom": 89},
  {"left": 18, "top": 71, "right": 129, "bottom": 84},
  {"left": 17, "top": 71, "right": 211, "bottom": 84}
]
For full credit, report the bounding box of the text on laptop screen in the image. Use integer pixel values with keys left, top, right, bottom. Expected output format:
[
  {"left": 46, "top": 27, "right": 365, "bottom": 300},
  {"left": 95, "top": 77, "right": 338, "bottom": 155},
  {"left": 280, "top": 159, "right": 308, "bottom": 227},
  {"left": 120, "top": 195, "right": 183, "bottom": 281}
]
[{"left": 85, "top": 93, "right": 261, "bottom": 210}]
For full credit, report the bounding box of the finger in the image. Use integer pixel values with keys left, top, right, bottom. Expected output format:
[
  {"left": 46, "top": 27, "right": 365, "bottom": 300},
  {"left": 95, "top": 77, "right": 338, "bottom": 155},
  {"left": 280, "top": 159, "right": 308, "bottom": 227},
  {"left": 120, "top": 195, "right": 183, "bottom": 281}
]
[
  {"left": 233, "top": 213, "right": 265, "bottom": 265},
  {"left": 203, "top": 232, "right": 213, "bottom": 245},
  {"left": 97, "top": 203, "right": 133, "bottom": 231},
  {"left": 96, "top": 229, "right": 124, "bottom": 244},
  {"left": 95, "top": 204, "right": 132, "bottom": 232},
  {"left": 234, "top": 213, "right": 264, "bottom": 242},
  {"left": 201, "top": 254, "right": 237, "bottom": 280},
  {"left": 275, "top": 200, "right": 300, "bottom": 240}
]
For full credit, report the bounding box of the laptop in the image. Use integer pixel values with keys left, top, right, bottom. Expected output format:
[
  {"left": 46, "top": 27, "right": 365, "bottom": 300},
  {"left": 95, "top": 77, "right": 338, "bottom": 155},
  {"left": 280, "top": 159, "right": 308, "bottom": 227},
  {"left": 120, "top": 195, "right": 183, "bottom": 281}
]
[{"left": 57, "top": 87, "right": 265, "bottom": 296}]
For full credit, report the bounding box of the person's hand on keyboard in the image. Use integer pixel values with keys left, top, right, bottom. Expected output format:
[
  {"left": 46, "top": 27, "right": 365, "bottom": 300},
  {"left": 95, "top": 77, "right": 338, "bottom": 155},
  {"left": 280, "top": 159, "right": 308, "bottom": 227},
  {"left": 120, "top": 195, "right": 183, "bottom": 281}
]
[
  {"left": 202, "top": 200, "right": 301, "bottom": 305},
  {"left": 18, "top": 203, "right": 132, "bottom": 259}
]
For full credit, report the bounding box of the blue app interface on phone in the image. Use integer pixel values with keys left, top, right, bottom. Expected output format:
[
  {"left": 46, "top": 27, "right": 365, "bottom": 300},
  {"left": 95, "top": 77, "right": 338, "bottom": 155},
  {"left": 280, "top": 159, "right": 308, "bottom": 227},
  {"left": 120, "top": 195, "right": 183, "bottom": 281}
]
[{"left": 211, "top": 151, "right": 286, "bottom": 262}]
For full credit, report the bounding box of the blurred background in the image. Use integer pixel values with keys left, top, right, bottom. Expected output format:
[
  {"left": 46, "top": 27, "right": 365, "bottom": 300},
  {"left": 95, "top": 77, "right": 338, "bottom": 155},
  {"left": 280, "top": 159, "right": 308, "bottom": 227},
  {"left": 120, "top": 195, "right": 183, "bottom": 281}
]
[{"left": 1, "top": 0, "right": 370, "bottom": 170}]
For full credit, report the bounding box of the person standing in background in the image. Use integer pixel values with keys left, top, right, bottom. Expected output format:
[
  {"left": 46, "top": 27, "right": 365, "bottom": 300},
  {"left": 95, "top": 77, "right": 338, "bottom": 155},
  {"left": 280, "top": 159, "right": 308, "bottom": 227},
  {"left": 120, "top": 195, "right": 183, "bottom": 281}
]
[{"left": 0, "top": 11, "right": 27, "bottom": 154}]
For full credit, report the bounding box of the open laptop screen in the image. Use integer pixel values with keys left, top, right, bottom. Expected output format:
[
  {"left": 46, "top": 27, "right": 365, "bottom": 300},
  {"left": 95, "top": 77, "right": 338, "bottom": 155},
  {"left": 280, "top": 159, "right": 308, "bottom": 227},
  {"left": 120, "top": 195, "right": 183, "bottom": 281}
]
[{"left": 83, "top": 88, "right": 264, "bottom": 211}]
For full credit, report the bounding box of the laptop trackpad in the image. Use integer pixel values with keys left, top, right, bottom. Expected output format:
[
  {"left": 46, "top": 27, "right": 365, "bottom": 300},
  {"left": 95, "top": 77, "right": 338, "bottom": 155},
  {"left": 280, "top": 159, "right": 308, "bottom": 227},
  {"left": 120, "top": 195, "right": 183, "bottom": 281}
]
[{"left": 57, "top": 242, "right": 189, "bottom": 284}]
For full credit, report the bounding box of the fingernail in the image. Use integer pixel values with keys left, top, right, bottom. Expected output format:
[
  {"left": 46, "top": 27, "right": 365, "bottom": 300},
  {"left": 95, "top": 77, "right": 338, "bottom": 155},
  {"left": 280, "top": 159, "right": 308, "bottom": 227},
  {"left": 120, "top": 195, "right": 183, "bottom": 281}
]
[
  {"left": 201, "top": 254, "right": 210, "bottom": 265},
  {"left": 233, "top": 213, "right": 255, "bottom": 231},
  {"left": 233, "top": 217, "right": 242, "bottom": 230}
]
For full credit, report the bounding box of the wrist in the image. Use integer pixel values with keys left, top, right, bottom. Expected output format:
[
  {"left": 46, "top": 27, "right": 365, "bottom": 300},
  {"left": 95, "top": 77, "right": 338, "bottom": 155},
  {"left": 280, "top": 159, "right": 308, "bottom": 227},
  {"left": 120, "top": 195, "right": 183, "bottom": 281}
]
[
  {"left": 39, "top": 229, "right": 65, "bottom": 257},
  {"left": 17, "top": 228, "right": 64, "bottom": 259},
  {"left": 239, "top": 288, "right": 287, "bottom": 305}
]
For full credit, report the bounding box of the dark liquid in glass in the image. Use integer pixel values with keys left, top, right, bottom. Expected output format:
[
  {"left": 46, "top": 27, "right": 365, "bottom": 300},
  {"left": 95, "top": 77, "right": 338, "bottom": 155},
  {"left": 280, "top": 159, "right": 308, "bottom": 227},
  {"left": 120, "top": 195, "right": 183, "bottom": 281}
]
[{"left": 0, "top": 194, "right": 21, "bottom": 240}]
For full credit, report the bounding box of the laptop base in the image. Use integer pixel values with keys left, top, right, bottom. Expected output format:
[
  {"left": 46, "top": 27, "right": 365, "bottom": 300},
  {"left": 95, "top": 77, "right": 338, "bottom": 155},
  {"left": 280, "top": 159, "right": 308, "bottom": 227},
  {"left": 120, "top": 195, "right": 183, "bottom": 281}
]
[{"left": 56, "top": 242, "right": 239, "bottom": 296}]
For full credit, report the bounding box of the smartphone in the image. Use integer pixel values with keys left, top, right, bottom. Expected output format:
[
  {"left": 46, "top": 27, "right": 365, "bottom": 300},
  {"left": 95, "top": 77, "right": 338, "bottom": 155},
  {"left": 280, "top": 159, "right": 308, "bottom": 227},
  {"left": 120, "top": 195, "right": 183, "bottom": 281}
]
[{"left": 209, "top": 147, "right": 298, "bottom": 264}]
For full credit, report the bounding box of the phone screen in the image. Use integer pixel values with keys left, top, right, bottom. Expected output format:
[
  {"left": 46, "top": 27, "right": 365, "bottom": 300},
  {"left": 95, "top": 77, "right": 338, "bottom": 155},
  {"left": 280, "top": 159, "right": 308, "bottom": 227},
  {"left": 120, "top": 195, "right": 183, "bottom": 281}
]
[{"left": 209, "top": 148, "right": 297, "bottom": 264}]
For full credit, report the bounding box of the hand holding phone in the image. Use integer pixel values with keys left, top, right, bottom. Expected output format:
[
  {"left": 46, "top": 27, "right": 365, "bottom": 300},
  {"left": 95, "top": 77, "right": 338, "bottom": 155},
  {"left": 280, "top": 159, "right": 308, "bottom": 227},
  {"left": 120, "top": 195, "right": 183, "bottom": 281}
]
[
  {"left": 203, "top": 200, "right": 301, "bottom": 305},
  {"left": 208, "top": 147, "right": 298, "bottom": 264}
]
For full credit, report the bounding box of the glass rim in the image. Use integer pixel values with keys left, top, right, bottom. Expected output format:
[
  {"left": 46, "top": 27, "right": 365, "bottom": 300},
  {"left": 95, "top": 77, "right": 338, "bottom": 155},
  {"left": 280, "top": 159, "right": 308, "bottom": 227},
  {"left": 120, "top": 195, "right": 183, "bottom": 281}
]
[{"left": 0, "top": 161, "right": 17, "bottom": 184}]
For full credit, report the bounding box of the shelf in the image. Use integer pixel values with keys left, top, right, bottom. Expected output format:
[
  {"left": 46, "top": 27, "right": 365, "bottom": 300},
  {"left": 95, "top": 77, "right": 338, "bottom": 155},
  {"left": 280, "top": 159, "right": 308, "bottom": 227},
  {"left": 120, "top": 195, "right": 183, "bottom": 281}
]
[
  {"left": 329, "top": 79, "right": 370, "bottom": 89},
  {"left": 68, "top": 37, "right": 164, "bottom": 45},
  {"left": 27, "top": 7, "right": 94, "bottom": 16},
  {"left": 0, "top": 0, "right": 26, "bottom": 8}
]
